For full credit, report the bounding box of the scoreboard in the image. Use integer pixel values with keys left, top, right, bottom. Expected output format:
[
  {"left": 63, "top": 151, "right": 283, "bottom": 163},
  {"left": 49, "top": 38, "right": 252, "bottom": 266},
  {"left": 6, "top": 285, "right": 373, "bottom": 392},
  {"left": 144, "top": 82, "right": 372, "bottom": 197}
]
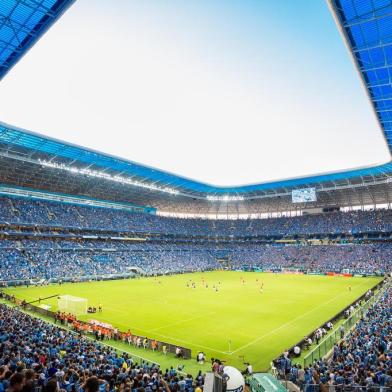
[{"left": 292, "top": 188, "right": 317, "bottom": 203}]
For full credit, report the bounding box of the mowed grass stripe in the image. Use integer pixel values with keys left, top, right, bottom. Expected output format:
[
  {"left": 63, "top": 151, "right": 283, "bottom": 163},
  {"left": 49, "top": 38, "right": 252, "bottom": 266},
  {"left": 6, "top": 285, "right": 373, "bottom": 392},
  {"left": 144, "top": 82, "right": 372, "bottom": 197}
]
[
  {"left": 230, "top": 277, "right": 371, "bottom": 355},
  {"left": 4, "top": 271, "right": 381, "bottom": 370}
]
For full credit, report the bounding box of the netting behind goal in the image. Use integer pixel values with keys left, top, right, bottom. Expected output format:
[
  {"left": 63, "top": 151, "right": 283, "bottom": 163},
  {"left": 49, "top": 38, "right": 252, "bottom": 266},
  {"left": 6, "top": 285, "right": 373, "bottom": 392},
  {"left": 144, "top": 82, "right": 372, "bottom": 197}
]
[{"left": 58, "top": 295, "right": 88, "bottom": 315}]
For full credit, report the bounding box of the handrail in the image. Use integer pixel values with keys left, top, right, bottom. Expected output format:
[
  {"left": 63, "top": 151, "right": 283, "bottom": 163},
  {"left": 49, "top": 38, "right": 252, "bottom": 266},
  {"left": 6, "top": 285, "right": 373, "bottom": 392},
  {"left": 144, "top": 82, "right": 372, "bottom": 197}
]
[{"left": 303, "top": 280, "right": 390, "bottom": 367}]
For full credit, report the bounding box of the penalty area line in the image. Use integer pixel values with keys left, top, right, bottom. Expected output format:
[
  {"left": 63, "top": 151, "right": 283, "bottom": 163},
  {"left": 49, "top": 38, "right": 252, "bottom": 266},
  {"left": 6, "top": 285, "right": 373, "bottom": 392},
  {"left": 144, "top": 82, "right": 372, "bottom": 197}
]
[
  {"left": 97, "top": 306, "right": 226, "bottom": 355},
  {"left": 150, "top": 311, "right": 216, "bottom": 332}
]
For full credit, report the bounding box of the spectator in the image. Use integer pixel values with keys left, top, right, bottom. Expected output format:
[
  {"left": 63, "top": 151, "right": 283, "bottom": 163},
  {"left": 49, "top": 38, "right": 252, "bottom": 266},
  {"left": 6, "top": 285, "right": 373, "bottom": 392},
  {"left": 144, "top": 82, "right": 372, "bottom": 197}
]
[
  {"left": 83, "top": 377, "right": 99, "bottom": 392},
  {"left": 8, "top": 373, "right": 24, "bottom": 392},
  {"left": 0, "top": 304, "right": 205, "bottom": 392},
  {"left": 278, "top": 286, "right": 392, "bottom": 390}
]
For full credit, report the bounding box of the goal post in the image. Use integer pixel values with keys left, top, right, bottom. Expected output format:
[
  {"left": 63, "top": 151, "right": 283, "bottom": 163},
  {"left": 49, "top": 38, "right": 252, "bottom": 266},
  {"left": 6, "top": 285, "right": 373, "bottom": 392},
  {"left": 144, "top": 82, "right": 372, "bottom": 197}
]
[{"left": 57, "top": 295, "right": 88, "bottom": 315}]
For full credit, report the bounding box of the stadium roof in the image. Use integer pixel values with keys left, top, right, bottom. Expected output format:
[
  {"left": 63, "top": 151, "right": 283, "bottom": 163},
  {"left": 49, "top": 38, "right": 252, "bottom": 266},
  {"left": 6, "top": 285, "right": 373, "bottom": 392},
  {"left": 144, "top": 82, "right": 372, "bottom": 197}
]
[
  {"left": 330, "top": 0, "right": 392, "bottom": 154},
  {"left": 0, "top": 0, "right": 75, "bottom": 80},
  {"left": 1, "top": 0, "right": 392, "bottom": 214},
  {"left": 2, "top": 119, "right": 392, "bottom": 214}
]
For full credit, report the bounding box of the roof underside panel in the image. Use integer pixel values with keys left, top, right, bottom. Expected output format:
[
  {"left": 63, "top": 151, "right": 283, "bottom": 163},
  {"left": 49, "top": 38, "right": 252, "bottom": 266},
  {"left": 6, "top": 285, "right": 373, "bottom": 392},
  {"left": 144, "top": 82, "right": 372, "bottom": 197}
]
[
  {"left": 0, "top": 0, "right": 392, "bottom": 206},
  {"left": 0, "top": 0, "right": 75, "bottom": 80},
  {"left": 1, "top": 122, "right": 392, "bottom": 198},
  {"left": 0, "top": 123, "right": 212, "bottom": 193},
  {"left": 331, "top": 0, "right": 392, "bottom": 153}
]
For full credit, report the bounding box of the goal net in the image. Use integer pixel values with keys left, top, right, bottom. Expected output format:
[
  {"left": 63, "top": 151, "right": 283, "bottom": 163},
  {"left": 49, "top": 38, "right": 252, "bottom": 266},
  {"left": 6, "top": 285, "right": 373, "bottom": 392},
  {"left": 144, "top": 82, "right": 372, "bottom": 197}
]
[{"left": 57, "top": 295, "right": 88, "bottom": 315}]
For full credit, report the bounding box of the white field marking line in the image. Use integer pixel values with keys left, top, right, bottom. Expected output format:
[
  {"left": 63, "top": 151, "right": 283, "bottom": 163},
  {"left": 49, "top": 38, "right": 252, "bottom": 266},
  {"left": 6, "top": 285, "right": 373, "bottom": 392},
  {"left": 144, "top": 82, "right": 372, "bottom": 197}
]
[
  {"left": 11, "top": 301, "right": 191, "bottom": 376},
  {"left": 150, "top": 311, "right": 216, "bottom": 332},
  {"left": 94, "top": 309, "right": 220, "bottom": 343},
  {"left": 6, "top": 301, "right": 165, "bottom": 370},
  {"left": 304, "top": 282, "right": 389, "bottom": 361},
  {"left": 229, "top": 279, "right": 372, "bottom": 355},
  {"left": 87, "top": 307, "right": 226, "bottom": 354}
]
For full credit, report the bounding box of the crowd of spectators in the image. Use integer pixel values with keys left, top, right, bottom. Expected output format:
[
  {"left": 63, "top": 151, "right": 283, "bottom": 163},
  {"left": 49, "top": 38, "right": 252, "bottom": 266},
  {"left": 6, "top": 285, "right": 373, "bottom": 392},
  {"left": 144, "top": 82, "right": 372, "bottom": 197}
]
[
  {"left": 229, "top": 243, "right": 391, "bottom": 275},
  {"left": 0, "top": 304, "right": 204, "bottom": 392},
  {"left": 0, "top": 196, "right": 391, "bottom": 392},
  {"left": 0, "top": 195, "right": 390, "bottom": 283},
  {"left": 1, "top": 196, "right": 392, "bottom": 237},
  {"left": 277, "top": 286, "right": 392, "bottom": 390},
  {"left": 0, "top": 242, "right": 218, "bottom": 282},
  {"left": 0, "top": 239, "right": 390, "bottom": 283}
]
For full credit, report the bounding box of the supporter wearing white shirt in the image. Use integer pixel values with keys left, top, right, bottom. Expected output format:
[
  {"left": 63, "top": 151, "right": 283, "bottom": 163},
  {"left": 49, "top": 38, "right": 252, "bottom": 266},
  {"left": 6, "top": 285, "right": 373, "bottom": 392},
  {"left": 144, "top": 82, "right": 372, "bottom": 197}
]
[{"left": 246, "top": 364, "right": 253, "bottom": 375}]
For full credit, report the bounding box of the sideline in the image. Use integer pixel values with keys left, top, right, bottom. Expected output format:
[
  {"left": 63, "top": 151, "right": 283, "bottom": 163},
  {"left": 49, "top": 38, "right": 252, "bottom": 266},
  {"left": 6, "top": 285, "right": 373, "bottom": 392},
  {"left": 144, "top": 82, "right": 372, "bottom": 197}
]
[
  {"left": 229, "top": 279, "right": 373, "bottom": 355},
  {"left": 0, "top": 298, "right": 192, "bottom": 376}
]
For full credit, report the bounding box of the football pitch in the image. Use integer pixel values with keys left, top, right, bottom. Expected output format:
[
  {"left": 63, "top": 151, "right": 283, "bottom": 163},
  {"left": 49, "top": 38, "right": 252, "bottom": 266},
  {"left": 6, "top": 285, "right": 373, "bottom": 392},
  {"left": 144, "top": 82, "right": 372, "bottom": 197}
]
[{"left": 4, "top": 271, "right": 382, "bottom": 370}]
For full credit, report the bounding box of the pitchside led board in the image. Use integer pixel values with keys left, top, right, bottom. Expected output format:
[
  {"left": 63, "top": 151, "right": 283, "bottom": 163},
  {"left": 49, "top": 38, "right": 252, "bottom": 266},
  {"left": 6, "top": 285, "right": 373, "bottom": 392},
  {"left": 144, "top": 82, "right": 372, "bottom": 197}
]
[{"left": 292, "top": 188, "right": 317, "bottom": 203}]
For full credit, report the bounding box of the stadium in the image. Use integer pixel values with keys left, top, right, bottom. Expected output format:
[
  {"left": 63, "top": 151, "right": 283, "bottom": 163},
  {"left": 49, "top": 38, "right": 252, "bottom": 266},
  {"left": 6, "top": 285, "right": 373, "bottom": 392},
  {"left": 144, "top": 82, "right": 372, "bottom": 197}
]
[{"left": 0, "top": 1, "right": 391, "bottom": 392}]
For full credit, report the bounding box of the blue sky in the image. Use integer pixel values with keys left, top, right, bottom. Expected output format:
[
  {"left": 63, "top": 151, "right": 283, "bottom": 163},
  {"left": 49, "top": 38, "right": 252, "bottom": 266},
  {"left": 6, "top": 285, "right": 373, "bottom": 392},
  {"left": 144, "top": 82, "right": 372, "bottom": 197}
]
[{"left": 0, "top": 0, "right": 389, "bottom": 186}]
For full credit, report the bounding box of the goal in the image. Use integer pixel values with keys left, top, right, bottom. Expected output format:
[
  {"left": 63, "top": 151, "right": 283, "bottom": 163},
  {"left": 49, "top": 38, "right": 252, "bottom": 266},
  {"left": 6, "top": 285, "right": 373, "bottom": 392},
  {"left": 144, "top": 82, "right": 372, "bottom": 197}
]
[{"left": 57, "top": 295, "right": 88, "bottom": 315}]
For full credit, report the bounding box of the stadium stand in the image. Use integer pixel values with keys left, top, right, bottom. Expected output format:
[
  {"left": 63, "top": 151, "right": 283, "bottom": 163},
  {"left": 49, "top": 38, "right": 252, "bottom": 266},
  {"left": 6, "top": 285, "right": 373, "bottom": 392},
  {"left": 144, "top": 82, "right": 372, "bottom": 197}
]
[
  {"left": 0, "top": 195, "right": 391, "bottom": 284},
  {"left": 1, "top": 0, "right": 392, "bottom": 391},
  {"left": 0, "top": 241, "right": 391, "bottom": 283},
  {"left": 1, "top": 195, "right": 392, "bottom": 236},
  {"left": 276, "top": 286, "right": 392, "bottom": 390},
  {"left": 0, "top": 303, "right": 204, "bottom": 392}
]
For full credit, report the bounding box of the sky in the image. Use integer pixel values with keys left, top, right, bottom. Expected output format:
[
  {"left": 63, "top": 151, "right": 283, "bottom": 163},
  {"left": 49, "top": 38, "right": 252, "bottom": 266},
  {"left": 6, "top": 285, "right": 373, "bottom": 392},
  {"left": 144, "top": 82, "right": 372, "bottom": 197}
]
[{"left": 0, "top": 0, "right": 390, "bottom": 187}]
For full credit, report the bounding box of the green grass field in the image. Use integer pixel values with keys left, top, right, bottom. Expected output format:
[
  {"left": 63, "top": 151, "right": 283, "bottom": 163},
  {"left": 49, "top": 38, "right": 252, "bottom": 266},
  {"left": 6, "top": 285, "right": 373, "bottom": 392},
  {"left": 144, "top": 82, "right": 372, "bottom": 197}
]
[{"left": 4, "top": 271, "right": 381, "bottom": 371}]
